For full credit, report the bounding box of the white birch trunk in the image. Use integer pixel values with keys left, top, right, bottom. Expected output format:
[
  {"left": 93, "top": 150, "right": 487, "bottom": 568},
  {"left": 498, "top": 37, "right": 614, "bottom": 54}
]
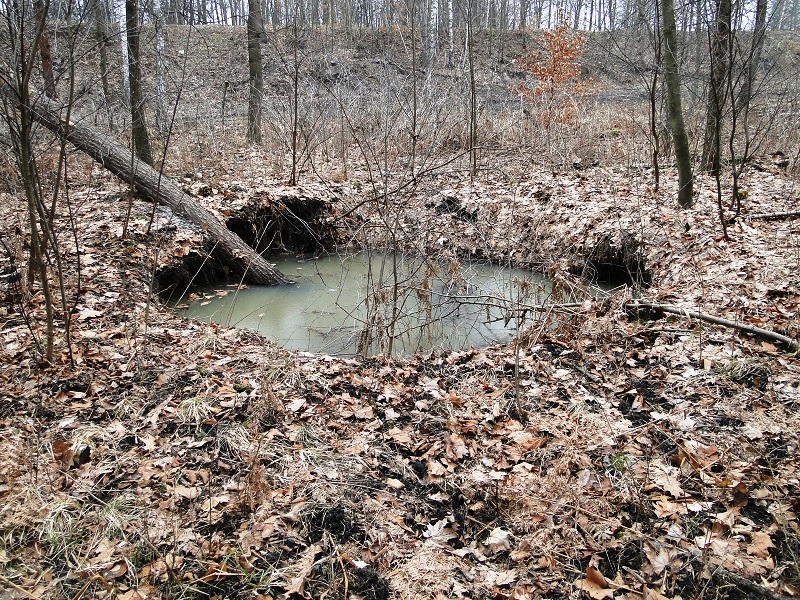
[
  {"left": 428, "top": 0, "right": 438, "bottom": 68},
  {"left": 118, "top": 1, "right": 130, "bottom": 106},
  {"left": 447, "top": 0, "right": 454, "bottom": 67}
]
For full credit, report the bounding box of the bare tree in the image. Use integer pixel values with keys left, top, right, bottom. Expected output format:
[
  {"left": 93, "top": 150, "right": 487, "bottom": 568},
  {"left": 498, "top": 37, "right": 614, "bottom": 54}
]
[
  {"left": 118, "top": 1, "right": 130, "bottom": 105},
  {"left": 661, "top": 0, "right": 693, "bottom": 207},
  {"left": 92, "top": 0, "right": 111, "bottom": 103},
  {"left": 448, "top": 0, "right": 454, "bottom": 66},
  {"left": 427, "top": 0, "right": 439, "bottom": 67},
  {"left": 151, "top": 0, "right": 168, "bottom": 134},
  {"left": 247, "top": 0, "right": 264, "bottom": 143},
  {"left": 701, "top": 0, "right": 731, "bottom": 174},
  {"left": 127, "top": 0, "right": 154, "bottom": 164},
  {"left": 33, "top": 0, "right": 57, "bottom": 98}
]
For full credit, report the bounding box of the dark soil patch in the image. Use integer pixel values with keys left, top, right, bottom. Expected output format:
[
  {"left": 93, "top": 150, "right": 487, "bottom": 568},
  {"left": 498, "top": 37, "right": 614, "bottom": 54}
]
[
  {"left": 154, "top": 243, "right": 229, "bottom": 303},
  {"left": 349, "top": 566, "right": 391, "bottom": 600},
  {"left": 599, "top": 540, "right": 643, "bottom": 573},
  {"left": 225, "top": 192, "right": 336, "bottom": 255},
  {"left": 578, "top": 234, "right": 651, "bottom": 288},
  {"left": 303, "top": 504, "right": 362, "bottom": 544},
  {"left": 772, "top": 529, "right": 800, "bottom": 586},
  {"left": 740, "top": 501, "right": 773, "bottom": 527}
]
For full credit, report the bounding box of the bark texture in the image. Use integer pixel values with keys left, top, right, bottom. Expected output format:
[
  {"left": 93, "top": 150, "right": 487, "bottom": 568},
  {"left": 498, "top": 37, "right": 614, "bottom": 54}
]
[
  {"left": 33, "top": 0, "right": 57, "bottom": 99},
  {"left": 126, "top": 0, "right": 153, "bottom": 165},
  {"left": 701, "top": 0, "right": 731, "bottom": 174},
  {"left": 661, "top": 0, "right": 693, "bottom": 208},
  {"left": 92, "top": 0, "right": 111, "bottom": 102},
  {"left": 246, "top": 0, "right": 264, "bottom": 144},
  {"left": 27, "top": 96, "right": 289, "bottom": 285}
]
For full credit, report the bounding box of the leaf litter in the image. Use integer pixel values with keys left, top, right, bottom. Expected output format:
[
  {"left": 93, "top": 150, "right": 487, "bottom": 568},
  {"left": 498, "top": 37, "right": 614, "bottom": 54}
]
[{"left": 0, "top": 152, "right": 799, "bottom": 599}]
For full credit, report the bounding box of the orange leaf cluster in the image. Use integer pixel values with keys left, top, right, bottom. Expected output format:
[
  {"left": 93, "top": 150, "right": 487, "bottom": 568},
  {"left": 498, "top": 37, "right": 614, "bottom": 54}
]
[{"left": 513, "top": 24, "right": 596, "bottom": 127}]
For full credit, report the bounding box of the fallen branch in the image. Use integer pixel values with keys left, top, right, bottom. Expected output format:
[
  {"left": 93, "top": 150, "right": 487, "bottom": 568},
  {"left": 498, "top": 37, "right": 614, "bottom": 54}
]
[
  {"left": 626, "top": 301, "right": 799, "bottom": 351},
  {"left": 17, "top": 93, "right": 289, "bottom": 286},
  {"left": 748, "top": 210, "right": 800, "bottom": 221}
]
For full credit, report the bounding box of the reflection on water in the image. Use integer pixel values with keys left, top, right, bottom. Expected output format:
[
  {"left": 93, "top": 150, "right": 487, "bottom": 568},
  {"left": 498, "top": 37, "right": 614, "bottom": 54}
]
[{"left": 174, "top": 253, "right": 551, "bottom": 356}]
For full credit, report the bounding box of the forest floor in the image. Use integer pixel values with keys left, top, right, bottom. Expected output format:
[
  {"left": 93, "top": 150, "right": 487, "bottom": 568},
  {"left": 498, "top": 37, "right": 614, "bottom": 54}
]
[{"left": 0, "top": 143, "right": 799, "bottom": 600}]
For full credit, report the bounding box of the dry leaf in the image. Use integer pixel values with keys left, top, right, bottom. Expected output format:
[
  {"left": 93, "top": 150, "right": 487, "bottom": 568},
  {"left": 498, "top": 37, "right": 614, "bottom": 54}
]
[
  {"left": 746, "top": 532, "right": 774, "bottom": 558},
  {"left": 286, "top": 544, "right": 322, "bottom": 596},
  {"left": 647, "top": 462, "right": 685, "bottom": 498},
  {"left": 386, "top": 477, "right": 404, "bottom": 489},
  {"left": 386, "top": 427, "right": 413, "bottom": 447},
  {"left": 642, "top": 540, "right": 677, "bottom": 576},
  {"left": 105, "top": 560, "right": 128, "bottom": 579},
  {"left": 287, "top": 397, "right": 306, "bottom": 412},
  {"left": 644, "top": 589, "right": 673, "bottom": 600},
  {"left": 354, "top": 405, "right": 374, "bottom": 419},
  {"left": 174, "top": 485, "right": 201, "bottom": 500},
  {"left": 485, "top": 527, "right": 513, "bottom": 552},
  {"left": 78, "top": 307, "right": 103, "bottom": 320},
  {"left": 586, "top": 566, "right": 607, "bottom": 588},
  {"left": 424, "top": 517, "right": 457, "bottom": 547},
  {"left": 575, "top": 577, "right": 614, "bottom": 599},
  {"left": 508, "top": 430, "right": 547, "bottom": 451}
]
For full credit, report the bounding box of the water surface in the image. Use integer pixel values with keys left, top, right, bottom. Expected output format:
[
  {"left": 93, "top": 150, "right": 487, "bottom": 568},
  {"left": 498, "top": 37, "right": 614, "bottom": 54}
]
[{"left": 175, "top": 253, "right": 552, "bottom": 356}]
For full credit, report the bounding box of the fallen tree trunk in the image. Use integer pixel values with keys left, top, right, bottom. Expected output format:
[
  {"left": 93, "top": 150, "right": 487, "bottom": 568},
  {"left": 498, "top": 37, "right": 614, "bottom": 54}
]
[
  {"left": 28, "top": 96, "right": 289, "bottom": 285},
  {"left": 748, "top": 210, "right": 800, "bottom": 221},
  {"left": 626, "top": 301, "right": 799, "bottom": 351}
]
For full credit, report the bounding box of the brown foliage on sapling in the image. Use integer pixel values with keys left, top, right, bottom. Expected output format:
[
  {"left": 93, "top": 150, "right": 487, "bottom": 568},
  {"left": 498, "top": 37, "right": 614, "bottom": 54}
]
[{"left": 513, "top": 24, "right": 597, "bottom": 128}]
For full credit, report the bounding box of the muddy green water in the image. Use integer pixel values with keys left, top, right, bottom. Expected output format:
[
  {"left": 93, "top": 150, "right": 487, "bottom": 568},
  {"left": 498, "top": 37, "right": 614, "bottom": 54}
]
[{"left": 175, "top": 253, "right": 552, "bottom": 356}]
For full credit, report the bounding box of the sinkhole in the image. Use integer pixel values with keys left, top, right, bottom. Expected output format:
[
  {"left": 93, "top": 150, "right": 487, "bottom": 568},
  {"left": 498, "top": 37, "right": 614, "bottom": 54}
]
[{"left": 170, "top": 252, "right": 577, "bottom": 357}]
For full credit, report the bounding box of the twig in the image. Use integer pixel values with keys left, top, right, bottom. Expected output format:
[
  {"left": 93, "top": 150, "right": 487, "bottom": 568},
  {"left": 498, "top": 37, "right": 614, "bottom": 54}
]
[
  {"left": 70, "top": 573, "right": 111, "bottom": 600},
  {"left": 328, "top": 532, "right": 348, "bottom": 600},
  {"left": 626, "top": 301, "right": 799, "bottom": 351},
  {"left": 748, "top": 209, "right": 800, "bottom": 221},
  {"left": 0, "top": 574, "right": 39, "bottom": 598}
]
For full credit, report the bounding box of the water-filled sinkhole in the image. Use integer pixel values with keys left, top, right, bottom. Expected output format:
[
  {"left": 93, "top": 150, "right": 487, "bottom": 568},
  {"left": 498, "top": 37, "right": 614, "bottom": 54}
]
[{"left": 173, "top": 253, "right": 567, "bottom": 356}]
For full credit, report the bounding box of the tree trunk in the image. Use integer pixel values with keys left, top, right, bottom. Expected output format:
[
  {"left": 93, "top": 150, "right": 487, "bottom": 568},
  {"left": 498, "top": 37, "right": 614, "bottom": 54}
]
[
  {"left": 661, "top": 0, "right": 693, "bottom": 208},
  {"left": 93, "top": 0, "right": 111, "bottom": 103},
  {"left": 126, "top": 0, "right": 153, "bottom": 165},
  {"left": 701, "top": 0, "right": 731, "bottom": 174},
  {"left": 447, "top": 0, "right": 454, "bottom": 66},
  {"left": 118, "top": 5, "right": 130, "bottom": 106},
  {"left": 24, "top": 95, "right": 289, "bottom": 285},
  {"left": 427, "top": 0, "right": 439, "bottom": 68},
  {"left": 151, "top": 0, "right": 168, "bottom": 134},
  {"left": 247, "top": 0, "right": 264, "bottom": 143},
  {"left": 739, "top": 0, "right": 767, "bottom": 111},
  {"left": 467, "top": 0, "right": 477, "bottom": 177},
  {"left": 272, "top": 0, "right": 280, "bottom": 26},
  {"left": 34, "top": 0, "right": 57, "bottom": 99}
]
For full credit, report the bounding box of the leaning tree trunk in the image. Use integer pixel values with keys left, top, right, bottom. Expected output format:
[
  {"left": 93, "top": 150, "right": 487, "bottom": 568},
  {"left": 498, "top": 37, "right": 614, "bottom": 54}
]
[{"left": 25, "top": 95, "right": 289, "bottom": 285}]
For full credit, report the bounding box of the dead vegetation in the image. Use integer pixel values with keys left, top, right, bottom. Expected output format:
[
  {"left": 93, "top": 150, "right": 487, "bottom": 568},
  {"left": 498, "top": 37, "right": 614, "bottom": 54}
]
[
  {"left": 0, "top": 143, "right": 799, "bottom": 599},
  {"left": 0, "top": 20, "right": 799, "bottom": 600}
]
